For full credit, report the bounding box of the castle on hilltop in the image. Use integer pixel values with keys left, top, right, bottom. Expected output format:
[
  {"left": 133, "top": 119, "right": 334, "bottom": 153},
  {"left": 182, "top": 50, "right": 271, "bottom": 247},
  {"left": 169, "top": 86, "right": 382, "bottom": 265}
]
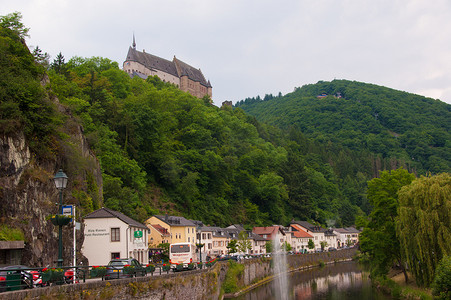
[{"left": 123, "top": 36, "right": 212, "bottom": 99}]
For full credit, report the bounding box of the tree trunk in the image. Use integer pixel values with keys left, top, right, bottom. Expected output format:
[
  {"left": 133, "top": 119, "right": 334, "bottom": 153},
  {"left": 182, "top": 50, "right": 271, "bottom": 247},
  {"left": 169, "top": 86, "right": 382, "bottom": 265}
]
[{"left": 397, "top": 257, "right": 408, "bottom": 283}]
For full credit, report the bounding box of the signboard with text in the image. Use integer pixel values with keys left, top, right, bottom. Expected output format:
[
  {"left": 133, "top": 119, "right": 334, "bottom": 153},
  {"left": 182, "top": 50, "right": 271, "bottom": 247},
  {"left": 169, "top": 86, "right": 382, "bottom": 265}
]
[{"left": 62, "top": 205, "right": 73, "bottom": 222}]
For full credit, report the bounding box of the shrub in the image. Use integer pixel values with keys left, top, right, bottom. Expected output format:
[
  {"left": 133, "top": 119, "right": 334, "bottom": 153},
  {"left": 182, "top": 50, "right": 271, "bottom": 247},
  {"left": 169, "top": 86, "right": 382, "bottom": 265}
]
[
  {"left": 222, "top": 261, "right": 245, "bottom": 294},
  {"left": 432, "top": 256, "right": 451, "bottom": 300},
  {"left": 0, "top": 224, "right": 25, "bottom": 241}
]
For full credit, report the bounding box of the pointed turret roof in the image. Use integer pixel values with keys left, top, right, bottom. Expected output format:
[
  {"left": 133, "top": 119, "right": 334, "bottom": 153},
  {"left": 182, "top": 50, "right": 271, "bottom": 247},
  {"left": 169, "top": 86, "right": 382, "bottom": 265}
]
[{"left": 125, "top": 47, "right": 178, "bottom": 77}]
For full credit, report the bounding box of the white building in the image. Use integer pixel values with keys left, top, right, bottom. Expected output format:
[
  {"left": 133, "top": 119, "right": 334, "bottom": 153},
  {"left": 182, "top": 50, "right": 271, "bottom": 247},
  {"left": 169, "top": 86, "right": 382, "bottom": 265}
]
[
  {"left": 248, "top": 231, "right": 267, "bottom": 255},
  {"left": 333, "top": 227, "right": 360, "bottom": 248},
  {"left": 198, "top": 226, "right": 215, "bottom": 257},
  {"left": 82, "top": 207, "right": 149, "bottom": 266},
  {"left": 291, "top": 221, "right": 337, "bottom": 250},
  {"left": 290, "top": 224, "right": 314, "bottom": 252}
]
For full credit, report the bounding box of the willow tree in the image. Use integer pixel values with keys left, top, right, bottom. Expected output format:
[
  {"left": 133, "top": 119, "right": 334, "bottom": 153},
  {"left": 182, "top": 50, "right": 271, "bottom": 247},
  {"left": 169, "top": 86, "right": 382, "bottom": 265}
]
[
  {"left": 359, "top": 168, "right": 415, "bottom": 282},
  {"left": 396, "top": 173, "right": 451, "bottom": 287}
]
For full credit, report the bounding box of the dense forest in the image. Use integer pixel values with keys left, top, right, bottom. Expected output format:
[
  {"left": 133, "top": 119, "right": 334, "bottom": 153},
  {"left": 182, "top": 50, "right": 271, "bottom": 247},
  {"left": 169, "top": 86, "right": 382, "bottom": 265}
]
[
  {"left": 235, "top": 80, "right": 451, "bottom": 175},
  {"left": 2, "top": 13, "right": 449, "bottom": 231}
]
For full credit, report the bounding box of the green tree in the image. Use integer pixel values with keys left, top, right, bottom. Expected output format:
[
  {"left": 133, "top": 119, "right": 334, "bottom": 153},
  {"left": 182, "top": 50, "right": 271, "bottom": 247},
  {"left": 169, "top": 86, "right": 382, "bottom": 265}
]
[
  {"left": 308, "top": 239, "right": 315, "bottom": 250},
  {"left": 256, "top": 172, "right": 288, "bottom": 223},
  {"left": 282, "top": 241, "right": 292, "bottom": 252},
  {"left": 396, "top": 173, "right": 451, "bottom": 286},
  {"left": 320, "top": 241, "right": 328, "bottom": 251},
  {"left": 359, "top": 168, "right": 415, "bottom": 282},
  {"left": 265, "top": 240, "right": 273, "bottom": 253},
  {"left": 0, "top": 13, "right": 59, "bottom": 156},
  {"left": 51, "top": 52, "right": 67, "bottom": 75},
  {"left": 237, "top": 231, "right": 252, "bottom": 254},
  {"left": 157, "top": 242, "right": 170, "bottom": 262},
  {"left": 0, "top": 12, "right": 29, "bottom": 38},
  {"left": 432, "top": 255, "right": 451, "bottom": 300},
  {"left": 32, "top": 46, "right": 49, "bottom": 68},
  {"left": 227, "top": 239, "right": 238, "bottom": 254}
]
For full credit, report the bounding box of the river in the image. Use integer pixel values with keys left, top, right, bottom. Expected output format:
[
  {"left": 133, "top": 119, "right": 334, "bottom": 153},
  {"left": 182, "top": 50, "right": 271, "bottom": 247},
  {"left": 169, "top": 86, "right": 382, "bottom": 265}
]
[{"left": 230, "top": 261, "right": 390, "bottom": 300}]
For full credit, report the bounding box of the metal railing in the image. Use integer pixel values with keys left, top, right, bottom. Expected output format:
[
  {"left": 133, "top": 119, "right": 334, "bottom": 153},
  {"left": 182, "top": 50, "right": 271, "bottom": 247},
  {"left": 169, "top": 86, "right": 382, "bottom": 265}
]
[{"left": 0, "top": 262, "right": 215, "bottom": 292}]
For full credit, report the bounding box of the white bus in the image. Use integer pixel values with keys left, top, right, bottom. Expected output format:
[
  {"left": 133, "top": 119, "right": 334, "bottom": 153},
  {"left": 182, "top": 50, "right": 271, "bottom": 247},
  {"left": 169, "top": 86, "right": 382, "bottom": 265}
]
[{"left": 169, "top": 242, "right": 198, "bottom": 270}]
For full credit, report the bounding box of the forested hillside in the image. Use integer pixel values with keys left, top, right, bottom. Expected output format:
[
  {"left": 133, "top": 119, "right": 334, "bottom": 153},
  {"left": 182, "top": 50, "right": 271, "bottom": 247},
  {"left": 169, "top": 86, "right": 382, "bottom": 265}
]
[
  {"left": 6, "top": 12, "right": 449, "bottom": 230},
  {"left": 44, "top": 56, "right": 391, "bottom": 228},
  {"left": 235, "top": 80, "right": 450, "bottom": 175},
  {"left": 0, "top": 13, "right": 103, "bottom": 265}
]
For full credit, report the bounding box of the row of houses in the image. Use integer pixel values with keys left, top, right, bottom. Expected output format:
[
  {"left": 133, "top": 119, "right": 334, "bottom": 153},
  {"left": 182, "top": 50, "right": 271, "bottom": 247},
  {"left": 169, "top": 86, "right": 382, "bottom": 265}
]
[{"left": 82, "top": 208, "right": 360, "bottom": 266}]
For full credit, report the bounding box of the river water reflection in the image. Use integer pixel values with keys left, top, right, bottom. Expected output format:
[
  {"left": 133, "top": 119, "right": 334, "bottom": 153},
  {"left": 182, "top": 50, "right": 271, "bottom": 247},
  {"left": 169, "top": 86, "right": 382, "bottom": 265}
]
[{"left": 230, "top": 261, "right": 390, "bottom": 300}]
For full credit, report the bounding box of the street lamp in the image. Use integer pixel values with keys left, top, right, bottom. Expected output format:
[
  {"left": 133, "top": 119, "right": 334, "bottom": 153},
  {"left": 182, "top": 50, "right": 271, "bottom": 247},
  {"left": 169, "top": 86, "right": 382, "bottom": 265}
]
[{"left": 53, "top": 169, "right": 68, "bottom": 267}]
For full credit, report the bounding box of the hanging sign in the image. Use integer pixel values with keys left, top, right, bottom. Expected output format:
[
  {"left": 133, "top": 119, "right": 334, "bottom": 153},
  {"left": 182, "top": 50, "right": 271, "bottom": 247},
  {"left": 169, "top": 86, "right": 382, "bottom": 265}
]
[{"left": 62, "top": 205, "right": 73, "bottom": 222}]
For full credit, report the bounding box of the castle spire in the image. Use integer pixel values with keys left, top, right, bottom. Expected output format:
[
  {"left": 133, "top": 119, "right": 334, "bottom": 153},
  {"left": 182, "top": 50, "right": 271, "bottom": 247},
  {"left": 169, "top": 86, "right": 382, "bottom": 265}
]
[{"left": 132, "top": 33, "right": 136, "bottom": 49}]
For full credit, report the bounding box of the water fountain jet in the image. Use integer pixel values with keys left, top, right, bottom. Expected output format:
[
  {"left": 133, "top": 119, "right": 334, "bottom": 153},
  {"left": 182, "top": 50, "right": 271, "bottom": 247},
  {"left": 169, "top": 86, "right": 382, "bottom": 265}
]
[{"left": 272, "top": 234, "right": 289, "bottom": 300}]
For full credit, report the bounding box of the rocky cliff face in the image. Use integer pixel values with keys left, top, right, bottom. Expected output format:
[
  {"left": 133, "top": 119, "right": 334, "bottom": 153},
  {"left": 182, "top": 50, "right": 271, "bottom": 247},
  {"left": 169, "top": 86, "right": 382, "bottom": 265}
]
[{"left": 0, "top": 102, "right": 103, "bottom": 267}]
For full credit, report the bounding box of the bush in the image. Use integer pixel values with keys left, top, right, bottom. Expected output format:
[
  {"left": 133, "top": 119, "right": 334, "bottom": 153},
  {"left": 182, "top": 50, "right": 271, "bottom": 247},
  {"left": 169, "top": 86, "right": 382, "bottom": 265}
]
[
  {"left": 222, "top": 261, "right": 244, "bottom": 294},
  {"left": 432, "top": 256, "right": 451, "bottom": 300},
  {"left": 0, "top": 225, "right": 25, "bottom": 241}
]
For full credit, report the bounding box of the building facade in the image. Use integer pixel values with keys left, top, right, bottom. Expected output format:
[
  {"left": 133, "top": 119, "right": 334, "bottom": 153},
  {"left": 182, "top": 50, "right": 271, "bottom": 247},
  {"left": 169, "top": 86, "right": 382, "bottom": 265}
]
[
  {"left": 290, "top": 224, "right": 314, "bottom": 252},
  {"left": 82, "top": 207, "right": 149, "bottom": 266},
  {"left": 147, "top": 224, "right": 171, "bottom": 248},
  {"left": 252, "top": 226, "right": 286, "bottom": 245},
  {"left": 291, "top": 221, "right": 337, "bottom": 250},
  {"left": 333, "top": 227, "right": 360, "bottom": 247},
  {"left": 145, "top": 215, "right": 197, "bottom": 245},
  {"left": 123, "top": 37, "right": 212, "bottom": 99}
]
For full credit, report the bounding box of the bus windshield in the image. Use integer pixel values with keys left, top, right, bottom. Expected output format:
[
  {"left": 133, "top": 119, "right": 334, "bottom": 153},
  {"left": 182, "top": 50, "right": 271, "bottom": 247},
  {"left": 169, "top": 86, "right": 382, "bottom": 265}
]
[{"left": 171, "top": 244, "right": 190, "bottom": 253}]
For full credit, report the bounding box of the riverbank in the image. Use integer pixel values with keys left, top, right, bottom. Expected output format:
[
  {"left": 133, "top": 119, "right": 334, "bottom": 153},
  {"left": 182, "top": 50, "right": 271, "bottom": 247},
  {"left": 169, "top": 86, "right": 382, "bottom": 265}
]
[{"left": 373, "top": 270, "right": 433, "bottom": 300}]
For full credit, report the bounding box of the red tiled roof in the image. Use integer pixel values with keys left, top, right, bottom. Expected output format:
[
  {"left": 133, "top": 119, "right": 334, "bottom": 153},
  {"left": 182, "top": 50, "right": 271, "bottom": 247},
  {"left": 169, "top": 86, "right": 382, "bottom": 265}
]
[
  {"left": 150, "top": 224, "right": 170, "bottom": 236},
  {"left": 291, "top": 224, "right": 313, "bottom": 238},
  {"left": 253, "top": 226, "right": 278, "bottom": 235}
]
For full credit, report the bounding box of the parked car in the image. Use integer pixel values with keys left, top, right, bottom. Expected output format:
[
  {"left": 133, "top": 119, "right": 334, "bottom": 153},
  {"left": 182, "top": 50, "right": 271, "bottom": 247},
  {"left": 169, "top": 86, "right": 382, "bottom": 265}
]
[
  {"left": 0, "top": 265, "right": 33, "bottom": 292},
  {"left": 217, "top": 255, "right": 238, "bottom": 261},
  {"left": 105, "top": 258, "right": 146, "bottom": 280},
  {"left": 328, "top": 247, "right": 337, "bottom": 252}
]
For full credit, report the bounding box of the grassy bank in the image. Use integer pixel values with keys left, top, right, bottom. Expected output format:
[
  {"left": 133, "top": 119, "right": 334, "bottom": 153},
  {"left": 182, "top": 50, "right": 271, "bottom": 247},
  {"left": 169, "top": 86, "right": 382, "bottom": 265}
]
[{"left": 373, "top": 271, "right": 433, "bottom": 300}]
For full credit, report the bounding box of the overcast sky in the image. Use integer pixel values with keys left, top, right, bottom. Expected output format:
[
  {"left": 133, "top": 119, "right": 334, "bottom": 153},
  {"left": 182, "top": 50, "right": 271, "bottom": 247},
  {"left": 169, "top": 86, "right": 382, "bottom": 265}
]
[{"left": 3, "top": 0, "right": 451, "bottom": 106}]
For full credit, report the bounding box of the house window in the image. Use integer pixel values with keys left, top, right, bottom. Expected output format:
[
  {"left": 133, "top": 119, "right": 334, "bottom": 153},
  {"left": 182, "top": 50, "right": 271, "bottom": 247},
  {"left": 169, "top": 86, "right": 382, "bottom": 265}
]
[
  {"left": 111, "top": 228, "right": 120, "bottom": 242},
  {"left": 111, "top": 252, "right": 120, "bottom": 260},
  {"left": 188, "top": 237, "right": 190, "bottom": 242}
]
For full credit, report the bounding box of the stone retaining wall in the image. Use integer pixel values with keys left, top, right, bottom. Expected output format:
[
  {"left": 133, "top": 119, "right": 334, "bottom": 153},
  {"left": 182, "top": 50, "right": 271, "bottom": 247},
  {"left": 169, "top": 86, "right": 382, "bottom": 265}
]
[{"left": 0, "top": 249, "right": 357, "bottom": 300}]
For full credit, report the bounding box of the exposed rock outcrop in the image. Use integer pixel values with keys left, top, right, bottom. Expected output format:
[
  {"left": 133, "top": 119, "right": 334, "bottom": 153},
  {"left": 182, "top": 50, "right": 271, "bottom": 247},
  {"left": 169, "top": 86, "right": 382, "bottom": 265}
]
[{"left": 0, "top": 107, "right": 102, "bottom": 266}]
